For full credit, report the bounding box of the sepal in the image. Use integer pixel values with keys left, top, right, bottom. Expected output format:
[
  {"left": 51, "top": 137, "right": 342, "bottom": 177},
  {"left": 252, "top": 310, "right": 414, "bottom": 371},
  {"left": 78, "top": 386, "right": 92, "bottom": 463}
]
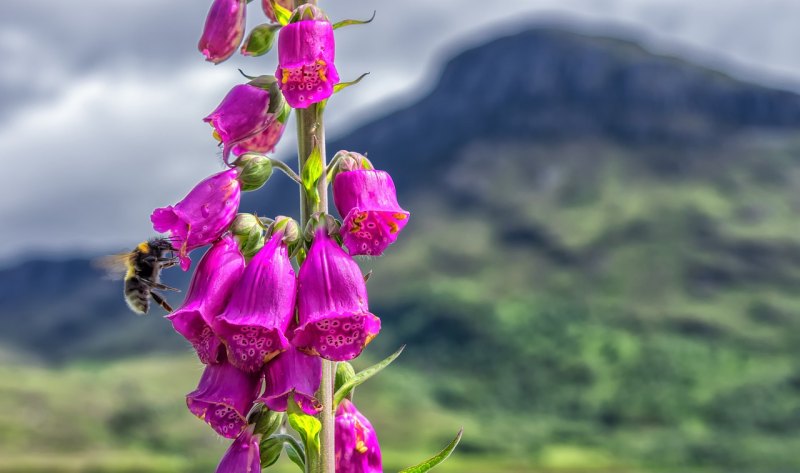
[
  {"left": 334, "top": 72, "right": 370, "bottom": 94},
  {"left": 332, "top": 11, "right": 376, "bottom": 30}
]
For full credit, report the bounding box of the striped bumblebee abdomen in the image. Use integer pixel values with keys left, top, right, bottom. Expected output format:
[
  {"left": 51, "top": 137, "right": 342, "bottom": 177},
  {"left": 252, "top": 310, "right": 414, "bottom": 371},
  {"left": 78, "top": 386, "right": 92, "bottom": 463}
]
[{"left": 124, "top": 278, "right": 151, "bottom": 314}]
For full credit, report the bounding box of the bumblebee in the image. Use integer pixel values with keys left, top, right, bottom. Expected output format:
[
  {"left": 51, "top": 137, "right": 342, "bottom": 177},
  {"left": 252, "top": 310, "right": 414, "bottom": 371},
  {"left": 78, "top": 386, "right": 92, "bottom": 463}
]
[{"left": 96, "top": 238, "right": 180, "bottom": 314}]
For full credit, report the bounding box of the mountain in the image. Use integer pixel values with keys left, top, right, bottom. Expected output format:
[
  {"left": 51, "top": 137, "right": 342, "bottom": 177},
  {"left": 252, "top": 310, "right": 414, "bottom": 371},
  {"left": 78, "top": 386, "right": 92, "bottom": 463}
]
[{"left": 3, "top": 27, "right": 800, "bottom": 469}]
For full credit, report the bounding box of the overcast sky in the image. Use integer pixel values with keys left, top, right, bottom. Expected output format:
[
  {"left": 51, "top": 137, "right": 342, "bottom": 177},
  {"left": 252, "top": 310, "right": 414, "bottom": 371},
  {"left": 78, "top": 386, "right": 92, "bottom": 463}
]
[{"left": 2, "top": 0, "right": 800, "bottom": 265}]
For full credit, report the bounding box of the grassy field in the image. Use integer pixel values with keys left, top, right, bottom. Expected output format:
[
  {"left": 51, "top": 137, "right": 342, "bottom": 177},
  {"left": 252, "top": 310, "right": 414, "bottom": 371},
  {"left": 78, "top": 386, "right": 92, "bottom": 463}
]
[{"left": 0, "top": 355, "right": 541, "bottom": 473}]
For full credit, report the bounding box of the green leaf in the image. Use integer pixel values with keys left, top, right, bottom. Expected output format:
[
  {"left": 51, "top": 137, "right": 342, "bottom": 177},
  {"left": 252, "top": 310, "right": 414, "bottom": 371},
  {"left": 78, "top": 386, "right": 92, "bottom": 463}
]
[
  {"left": 332, "top": 11, "right": 376, "bottom": 30},
  {"left": 273, "top": 0, "right": 292, "bottom": 26},
  {"left": 284, "top": 442, "right": 305, "bottom": 472},
  {"left": 259, "top": 436, "right": 284, "bottom": 468},
  {"left": 334, "top": 345, "right": 405, "bottom": 407},
  {"left": 287, "top": 396, "right": 321, "bottom": 464},
  {"left": 301, "top": 146, "right": 323, "bottom": 205},
  {"left": 241, "top": 23, "right": 281, "bottom": 57},
  {"left": 260, "top": 433, "right": 306, "bottom": 470},
  {"left": 334, "top": 72, "right": 370, "bottom": 94},
  {"left": 398, "top": 428, "right": 464, "bottom": 473}
]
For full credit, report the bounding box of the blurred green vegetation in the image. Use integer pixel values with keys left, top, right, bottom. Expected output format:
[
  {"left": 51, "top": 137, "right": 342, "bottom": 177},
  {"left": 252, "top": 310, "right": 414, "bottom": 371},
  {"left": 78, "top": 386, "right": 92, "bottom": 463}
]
[{"left": 3, "top": 134, "right": 800, "bottom": 472}]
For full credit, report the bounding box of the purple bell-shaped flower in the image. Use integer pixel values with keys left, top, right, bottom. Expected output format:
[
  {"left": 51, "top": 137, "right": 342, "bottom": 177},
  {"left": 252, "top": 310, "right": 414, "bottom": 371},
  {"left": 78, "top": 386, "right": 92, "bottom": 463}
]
[
  {"left": 215, "top": 424, "right": 261, "bottom": 473},
  {"left": 333, "top": 158, "right": 409, "bottom": 256},
  {"left": 275, "top": 6, "right": 339, "bottom": 108},
  {"left": 259, "top": 345, "right": 322, "bottom": 415},
  {"left": 214, "top": 232, "right": 295, "bottom": 372},
  {"left": 204, "top": 83, "right": 279, "bottom": 162},
  {"left": 292, "top": 229, "right": 380, "bottom": 361},
  {"left": 186, "top": 358, "right": 261, "bottom": 438},
  {"left": 151, "top": 169, "right": 241, "bottom": 270},
  {"left": 335, "top": 399, "right": 383, "bottom": 473},
  {"left": 167, "top": 235, "right": 245, "bottom": 364},
  {"left": 199, "top": 0, "right": 247, "bottom": 64}
]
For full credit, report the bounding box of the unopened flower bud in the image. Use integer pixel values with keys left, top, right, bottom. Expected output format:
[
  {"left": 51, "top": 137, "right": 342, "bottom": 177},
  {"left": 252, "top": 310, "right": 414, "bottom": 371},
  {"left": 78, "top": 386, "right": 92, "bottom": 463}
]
[
  {"left": 269, "top": 215, "right": 300, "bottom": 245},
  {"left": 199, "top": 0, "right": 247, "bottom": 64},
  {"left": 241, "top": 24, "right": 281, "bottom": 57},
  {"left": 252, "top": 407, "right": 285, "bottom": 437},
  {"left": 335, "top": 361, "right": 356, "bottom": 393},
  {"left": 290, "top": 4, "right": 327, "bottom": 23},
  {"left": 235, "top": 153, "right": 274, "bottom": 191},
  {"left": 230, "top": 213, "right": 265, "bottom": 258}
]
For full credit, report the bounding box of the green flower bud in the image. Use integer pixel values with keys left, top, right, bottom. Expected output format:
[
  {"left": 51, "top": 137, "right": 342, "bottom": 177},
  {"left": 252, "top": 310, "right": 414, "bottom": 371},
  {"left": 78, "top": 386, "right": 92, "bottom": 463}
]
[
  {"left": 241, "top": 24, "right": 281, "bottom": 57},
  {"left": 231, "top": 213, "right": 265, "bottom": 258},
  {"left": 235, "top": 153, "right": 274, "bottom": 191},
  {"left": 290, "top": 4, "right": 327, "bottom": 23},
  {"left": 335, "top": 361, "right": 356, "bottom": 394},
  {"left": 336, "top": 150, "right": 373, "bottom": 173},
  {"left": 254, "top": 408, "right": 285, "bottom": 437},
  {"left": 270, "top": 215, "right": 300, "bottom": 245}
]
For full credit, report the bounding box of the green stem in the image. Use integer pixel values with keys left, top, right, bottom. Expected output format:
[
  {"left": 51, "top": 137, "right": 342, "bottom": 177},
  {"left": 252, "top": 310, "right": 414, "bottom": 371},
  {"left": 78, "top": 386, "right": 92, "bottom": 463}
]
[
  {"left": 295, "top": 73, "right": 336, "bottom": 473},
  {"left": 269, "top": 157, "right": 302, "bottom": 184},
  {"left": 293, "top": 1, "right": 335, "bottom": 471}
]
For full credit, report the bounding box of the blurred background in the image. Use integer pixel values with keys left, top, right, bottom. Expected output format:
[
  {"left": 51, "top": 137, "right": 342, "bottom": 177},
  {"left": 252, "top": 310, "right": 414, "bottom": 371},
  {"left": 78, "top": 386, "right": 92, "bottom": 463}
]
[{"left": 2, "top": 0, "right": 800, "bottom": 471}]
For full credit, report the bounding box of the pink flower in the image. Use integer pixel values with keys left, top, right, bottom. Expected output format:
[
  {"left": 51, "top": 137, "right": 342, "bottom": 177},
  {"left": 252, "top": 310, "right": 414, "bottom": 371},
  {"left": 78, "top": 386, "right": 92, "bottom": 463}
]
[
  {"left": 259, "top": 345, "right": 322, "bottom": 415},
  {"left": 166, "top": 235, "right": 245, "bottom": 364},
  {"left": 231, "top": 111, "right": 288, "bottom": 156},
  {"left": 292, "top": 229, "right": 381, "bottom": 361},
  {"left": 214, "top": 233, "right": 296, "bottom": 372},
  {"left": 216, "top": 425, "right": 261, "bottom": 473},
  {"left": 151, "top": 169, "right": 241, "bottom": 270},
  {"left": 276, "top": 12, "right": 340, "bottom": 108},
  {"left": 335, "top": 399, "right": 382, "bottom": 473},
  {"left": 186, "top": 358, "right": 261, "bottom": 439},
  {"left": 333, "top": 167, "right": 410, "bottom": 256},
  {"left": 203, "top": 83, "right": 277, "bottom": 162},
  {"left": 199, "top": 0, "right": 247, "bottom": 64}
]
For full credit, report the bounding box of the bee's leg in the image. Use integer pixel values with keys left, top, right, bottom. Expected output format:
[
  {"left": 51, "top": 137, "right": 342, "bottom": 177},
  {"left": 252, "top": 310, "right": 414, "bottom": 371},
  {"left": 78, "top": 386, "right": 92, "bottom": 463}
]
[
  {"left": 140, "top": 279, "right": 180, "bottom": 292},
  {"left": 150, "top": 292, "right": 174, "bottom": 313},
  {"left": 157, "top": 259, "right": 180, "bottom": 269}
]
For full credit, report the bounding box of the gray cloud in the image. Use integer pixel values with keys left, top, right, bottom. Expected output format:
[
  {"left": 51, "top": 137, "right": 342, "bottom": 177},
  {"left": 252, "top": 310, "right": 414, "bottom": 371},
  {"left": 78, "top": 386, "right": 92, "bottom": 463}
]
[{"left": 1, "top": 0, "right": 800, "bottom": 265}]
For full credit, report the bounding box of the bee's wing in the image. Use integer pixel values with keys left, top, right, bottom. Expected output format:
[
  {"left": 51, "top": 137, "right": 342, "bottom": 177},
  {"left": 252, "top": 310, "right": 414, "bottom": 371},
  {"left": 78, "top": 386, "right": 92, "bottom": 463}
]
[{"left": 93, "top": 253, "right": 133, "bottom": 280}]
